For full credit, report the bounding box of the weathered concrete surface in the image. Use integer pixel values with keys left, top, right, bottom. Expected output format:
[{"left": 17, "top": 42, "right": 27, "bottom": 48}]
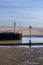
[{"left": 0, "top": 46, "right": 43, "bottom": 65}]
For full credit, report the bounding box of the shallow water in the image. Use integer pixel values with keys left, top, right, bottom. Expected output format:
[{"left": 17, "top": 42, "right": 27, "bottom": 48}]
[
  {"left": 22, "top": 37, "right": 43, "bottom": 43},
  {"left": 22, "top": 37, "right": 43, "bottom": 48}
]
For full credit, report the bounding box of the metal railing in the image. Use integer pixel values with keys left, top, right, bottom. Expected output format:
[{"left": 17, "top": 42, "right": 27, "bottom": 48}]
[{"left": 0, "top": 26, "right": 43, "bottom": 47}]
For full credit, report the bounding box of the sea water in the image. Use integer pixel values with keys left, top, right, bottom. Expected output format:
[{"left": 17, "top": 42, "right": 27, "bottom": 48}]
[
  {"left": 22, "top": 37, "right": 43, "bottom": 43},
  {"left": 22, "top": 37, "right": 43, "bottom": 48}
]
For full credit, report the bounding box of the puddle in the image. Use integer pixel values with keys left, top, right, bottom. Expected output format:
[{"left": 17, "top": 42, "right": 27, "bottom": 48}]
[{"left": 24, "top": 60, "right": 40, "bottom": 65}]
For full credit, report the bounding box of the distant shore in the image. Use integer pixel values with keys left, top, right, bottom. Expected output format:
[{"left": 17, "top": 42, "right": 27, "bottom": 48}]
[{"left": 0, "top": 26, "right": 43, "bottom": 36}]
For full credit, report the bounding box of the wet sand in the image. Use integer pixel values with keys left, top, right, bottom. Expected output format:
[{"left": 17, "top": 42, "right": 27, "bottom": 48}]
[{"left": 0, "top": 46, "right": 43, "bottom": 65}]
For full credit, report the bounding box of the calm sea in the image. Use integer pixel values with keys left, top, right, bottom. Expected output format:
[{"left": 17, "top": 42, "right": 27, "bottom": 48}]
[
  {"left": 22, "top": 37, "right": 43, "bottom": 48},
  {"left": 22, "top": 37, "right": 43, "bottom": 43}
]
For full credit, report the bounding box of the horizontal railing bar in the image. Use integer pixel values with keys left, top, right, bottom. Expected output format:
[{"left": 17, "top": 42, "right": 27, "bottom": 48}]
[
  {"left": 0, "top": 43, "right": 43, "bottom": 46},
  {"left": 23, "top": 35, "right": 43, "bottom": 37}
]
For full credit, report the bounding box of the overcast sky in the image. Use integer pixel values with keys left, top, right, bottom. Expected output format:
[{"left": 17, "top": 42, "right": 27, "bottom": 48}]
[{"left": 0, "top": 0, "right": 43, "bottom": 27}]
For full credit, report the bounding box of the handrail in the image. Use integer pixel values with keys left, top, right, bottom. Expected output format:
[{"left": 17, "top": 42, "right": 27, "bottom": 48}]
[{"left": 0, "top": 43, "right": 43, "bottom": 46}]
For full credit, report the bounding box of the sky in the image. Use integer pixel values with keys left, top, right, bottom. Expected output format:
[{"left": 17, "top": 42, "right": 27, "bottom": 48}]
[{"left": 0, "top": 0, "right": 43, "bottom": 27}]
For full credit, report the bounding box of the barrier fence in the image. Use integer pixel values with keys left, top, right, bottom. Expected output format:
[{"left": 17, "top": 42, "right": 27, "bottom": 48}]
[{"left": 0, "top": 26, "right": 43, "bottom": 47}]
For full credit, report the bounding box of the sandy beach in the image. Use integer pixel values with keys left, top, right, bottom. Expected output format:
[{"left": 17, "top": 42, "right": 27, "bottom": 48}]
[
  {"left": 0, "top": 26, "right": 43, "bottom": 36},
  {"left": 0, "top": 46, "right": 43, "bottom": 65}
]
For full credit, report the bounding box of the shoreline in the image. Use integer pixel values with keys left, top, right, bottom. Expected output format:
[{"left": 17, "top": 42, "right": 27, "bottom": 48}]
[{"left": 0, "top": 26, "right": 43, "bottom": 36}]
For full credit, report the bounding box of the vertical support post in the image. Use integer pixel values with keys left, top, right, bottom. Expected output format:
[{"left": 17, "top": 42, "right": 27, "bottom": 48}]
[
  {"left": 29, "top": 26, "right": 32, "bottom": 44},
  {"left": 14, "top": 21, "right": 16, "bottom": 33}
]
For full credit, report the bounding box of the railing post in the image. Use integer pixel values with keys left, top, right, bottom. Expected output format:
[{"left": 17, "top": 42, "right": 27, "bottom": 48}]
[
  {"left": 29, "top": 26, "right": 32, "bottom": 44},
  {"left": 14, "top": 21, "right": 16, "bottom": 33}
]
